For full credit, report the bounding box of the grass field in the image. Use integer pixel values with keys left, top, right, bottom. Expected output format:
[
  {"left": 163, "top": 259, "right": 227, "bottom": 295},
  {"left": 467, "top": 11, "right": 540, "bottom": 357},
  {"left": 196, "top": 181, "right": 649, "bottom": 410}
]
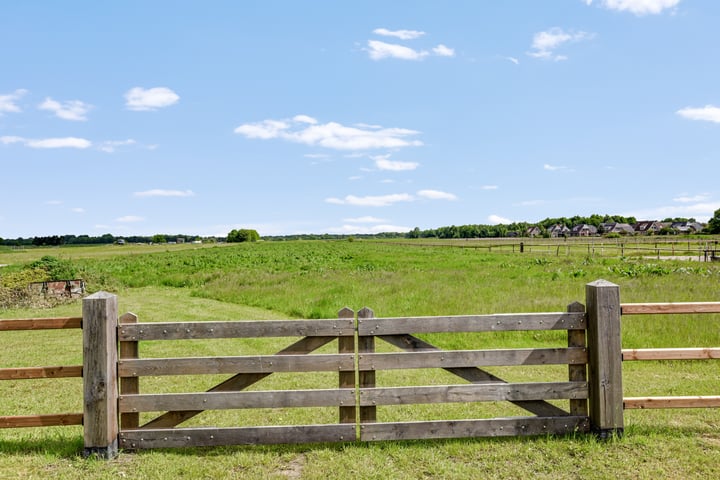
[{"left": 1, "top": 239, "right": 719, "bottom": 478}]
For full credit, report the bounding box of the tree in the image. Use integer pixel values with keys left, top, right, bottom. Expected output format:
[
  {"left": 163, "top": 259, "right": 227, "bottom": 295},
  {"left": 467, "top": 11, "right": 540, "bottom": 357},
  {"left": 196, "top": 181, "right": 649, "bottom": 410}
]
[
  {"left": 151, "top": 234, "right": 167, "bottom": 244},
  {"left": 706, "top": 209, "right": 720, "bottom": 234},
  {"left": 227, "top": 229, "right": 260, "bottom": 243}
]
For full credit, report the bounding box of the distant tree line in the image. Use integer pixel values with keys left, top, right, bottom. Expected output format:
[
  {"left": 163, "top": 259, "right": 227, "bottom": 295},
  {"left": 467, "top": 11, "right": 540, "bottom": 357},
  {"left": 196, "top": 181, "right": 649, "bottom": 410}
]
[
  {"left": 0, "top": 233, "right": 207, "bottom": 247},
  {"left": 2, "top": 210, "right": 718, "bottom": 246}
]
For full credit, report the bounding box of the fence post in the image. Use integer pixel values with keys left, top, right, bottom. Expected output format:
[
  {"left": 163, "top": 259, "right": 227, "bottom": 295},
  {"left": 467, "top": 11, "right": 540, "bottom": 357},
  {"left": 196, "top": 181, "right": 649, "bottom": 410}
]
[
  {"left": 82, "top": 292, "right": 119, "bottom": 459},
  {"left": 585, "top": 280, "right": 624, "bottom": 438}
]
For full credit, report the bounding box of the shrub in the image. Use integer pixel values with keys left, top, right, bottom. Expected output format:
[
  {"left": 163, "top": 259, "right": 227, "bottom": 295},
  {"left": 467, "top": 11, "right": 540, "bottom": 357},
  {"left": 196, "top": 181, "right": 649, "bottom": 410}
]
[{"left": 28, "top": 256, "right": 78, "bottom": 280}]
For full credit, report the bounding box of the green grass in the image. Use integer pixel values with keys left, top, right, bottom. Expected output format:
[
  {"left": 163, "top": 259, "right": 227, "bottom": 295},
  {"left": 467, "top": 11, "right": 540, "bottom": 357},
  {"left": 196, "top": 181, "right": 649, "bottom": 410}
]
[{"left": 1, "top": 240, "right": 720, "bottom": 478}]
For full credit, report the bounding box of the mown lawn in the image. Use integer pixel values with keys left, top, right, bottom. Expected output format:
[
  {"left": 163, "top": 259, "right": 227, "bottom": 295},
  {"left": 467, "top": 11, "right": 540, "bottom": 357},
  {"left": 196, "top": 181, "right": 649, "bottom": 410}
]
[{"left": 1, "top": 240, "right": 719, "bottom": 478}]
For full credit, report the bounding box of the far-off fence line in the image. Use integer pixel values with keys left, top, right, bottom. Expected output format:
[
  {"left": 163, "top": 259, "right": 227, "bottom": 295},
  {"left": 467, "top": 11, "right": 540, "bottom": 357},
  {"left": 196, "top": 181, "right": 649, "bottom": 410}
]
[
  {"left": 386, "top": 238, "right": 720, "bottom": 261},
  {"left": 1, "top": 280, "right": 719, "bottom": 459}
]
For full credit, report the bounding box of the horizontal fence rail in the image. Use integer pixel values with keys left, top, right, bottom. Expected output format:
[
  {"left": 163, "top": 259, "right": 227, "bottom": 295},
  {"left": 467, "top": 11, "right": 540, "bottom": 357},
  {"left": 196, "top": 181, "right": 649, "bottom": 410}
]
[
  {"left": 0, "top": 317, "right": 82, "bottom": 330},
  {"left": 0, "top": 317, "right": 84, "bottom": 429},
  {"left": 356, "top": 312, "right": 586, "bottom": 335},
  {"left": 118, "top": 318, "right": 355, "bottom": 341},
  {"left": 621, "top": 302, "right": 720, "bottom": 315}
]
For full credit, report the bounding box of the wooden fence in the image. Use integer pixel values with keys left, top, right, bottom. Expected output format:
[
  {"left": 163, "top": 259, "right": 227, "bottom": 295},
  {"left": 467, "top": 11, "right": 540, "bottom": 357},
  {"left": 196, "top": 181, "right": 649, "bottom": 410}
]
[
  {"left": 620, "top": 302, "right": 720, "bottom": 410},
  {"left": 0, "top": 316, "right": 83, "bottom": 429},
  {"left": 1, "top": 280, "right": 718, "bottom": 459}
]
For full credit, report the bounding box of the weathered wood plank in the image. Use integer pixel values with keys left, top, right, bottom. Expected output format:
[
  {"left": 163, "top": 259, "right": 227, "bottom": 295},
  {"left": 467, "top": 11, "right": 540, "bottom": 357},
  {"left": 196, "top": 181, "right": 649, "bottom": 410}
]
[
  {"left": 120, "top": 353, "right": 355, "bottom": 377},
  {"left": 0, "top": 365, "right": 82, "bottom": 380},
  {"left": 121, "top": 389, "right": 356, "bottom": 412},
  {"left": 358, "top": 312, "right": 586, "bottom": 335},
  {"left": 119, "top": 318, "right": 354, "bottom": 341},
  {"left": 337, "top": 308, "right": 356, "bottom": 424},
  {"left": 621, "top": 302, "right": 720, "bottom": 315},
  {"left": 82, "top": 292, "right": 119, "bottom": 458},
  {"left": 0, "top": 317, "right": 82, "bottom": 331},
  {"left": 624, "top": 396, "right": 720, "bottom": 409},
  {"left": 358, "top": 348, "right": 587, "bottom": 371},
  {"left": 622, "top": 348, "right": 720, "bottom": 361},
  {"left": 120, "top": 424, "right": 357, "bottom": 449},
  {"left": 119, "top": 313, "right": 140, "bottom": 430},
  {"left": 359, "top": 416, "right": 590, "bottom": 441},
  {"left": 567, "top": 302, "right": 589, "bottom": 417},
  {"left": 0, "top": 413, "right": 83, "bottom": 428},
  {"left": 358, "top": 307, "right": 377, "bottom": 423},
  {"left": 586, "top": 280, "right": 624, "bottom": 437},
  {"left": 359, "top": 382, "right": 588, "bottom": 406},
  {"left": 379, "top": 334, "right": 569, "bottom": 417},
  {"left": 139, "top": 336, "right": 337, "bottom": 429}
]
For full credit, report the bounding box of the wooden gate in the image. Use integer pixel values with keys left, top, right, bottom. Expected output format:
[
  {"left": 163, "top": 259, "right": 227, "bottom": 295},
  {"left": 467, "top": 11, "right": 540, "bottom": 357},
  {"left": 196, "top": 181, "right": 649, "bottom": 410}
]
[{"left": 113, "top": 304, "right": 593, "bottom": 450}]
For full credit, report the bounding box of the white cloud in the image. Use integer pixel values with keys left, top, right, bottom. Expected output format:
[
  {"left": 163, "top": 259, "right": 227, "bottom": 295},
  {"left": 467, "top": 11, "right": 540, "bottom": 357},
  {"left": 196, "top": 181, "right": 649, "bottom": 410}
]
[
  {"left": 99, "top": 139, "right": 137, "bottom": 153},
  {"left": 506, "top": 57, "right": 520, "bottom": 65},
  {"left": 125, "top": 87, "right": 179, "bottom": 111},
  {"left": 372, "top": 154, "right": 419, "bottom": 171},
  {"left": 367, "top": 40, "right": 429, "bottom": 61},
  {"left": 235, "top": 115, "right": 423, "bottom": 151},
  {"left": 325, "top": 193, "right": 414, "bottom": 207},
  {"left": 480, "top": 185, "right": 499, "bottom": 190},
  {"left": 366, "top": 40, "right": 455, "bottom": 61},
  {"left": 586, "top": 0, "right": 681, "bottom": 15},
  {"left": 373, "top": 28, "right": 426, "bottom": 40},
  {"left": 488, "top": 214, "right": 512, "bottom": 224},
  {"left": 235, "top": 119, "right": 289, "bottom": 139},
  {"left": 0, "top": 136, "right": 24, "bottom": 145},
  {"left": 293, "top": 114, "right": 317, "bottom": 124},
  {"left": 343, "top": 216, "right": 388, "bottom": 223},
  {"left": 327, "top": 223, "right": 413, "bottom": 234},
  {"left": 528, "top": 28, "right": 593, "bottom": 61},
  {"left": 673, "top": 193, "right": 710, "bottom": 203},
  {"left": 417, "top": 189, "right": 458, "bottom": 201},
  {"left": 1, "top": 136, "right": 91, "bottom": 149},
  {"left": 133, "top": 189, "right": 195, "bottom": 198},
  {"left": 676, "top": 105, "right": 720, "bottom": 123},
  {"left": 38, "top": 97, "right": 92, "bottom": 121},
  {"left": 625, "top": 201, "right": 720, "bottom": 223},
  {"left": 116, "top": 215, "right": 145, "bottom": 223},
  {"left": 544, "top": 163, "right": 572, "bottom": 171},
  {"left": 71, "top": 208, "right": 85, "bottom": 213},
  {"left": 432, "top": 44, "right": 455, "bottom": 57},
  {"left": 0, "top": 89, "right": 27, "bottom": 114}
]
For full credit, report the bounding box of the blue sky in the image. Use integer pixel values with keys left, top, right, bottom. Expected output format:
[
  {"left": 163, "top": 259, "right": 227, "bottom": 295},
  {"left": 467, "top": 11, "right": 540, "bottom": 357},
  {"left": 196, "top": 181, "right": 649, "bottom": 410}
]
[{"left": 1, "top": 0, "right": 719, "bottom": 238}]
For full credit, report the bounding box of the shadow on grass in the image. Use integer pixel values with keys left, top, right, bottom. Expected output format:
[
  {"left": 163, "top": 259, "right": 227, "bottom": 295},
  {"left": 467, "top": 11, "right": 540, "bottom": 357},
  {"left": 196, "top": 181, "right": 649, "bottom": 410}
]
[
  {"left": 3, "top": 424, "right": 716, "bottom": 460},
  {"left": 117, "top": 432, "right": 597, "bottom": 458}
]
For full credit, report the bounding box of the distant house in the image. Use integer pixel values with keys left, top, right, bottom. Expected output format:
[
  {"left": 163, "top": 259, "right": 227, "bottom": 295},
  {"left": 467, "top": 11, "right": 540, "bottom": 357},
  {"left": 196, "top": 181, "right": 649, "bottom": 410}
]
[
  {"left": 671, "top": 221, "right": 706, "bottom": 234},
  {"left": 600, "top": 222, "right": 635, "bottom": 235},
  {"left": 526, "top": 226, "right": 542, "bottom": 237},
  {"left": 633, "top": 221, "right": 662, "bottom": 235},
  {"left": 571, "top": 224, "right": 598, "bottom": 237},
  {"left": 547, "top": 224, "right": 571, "bottom": 238}
]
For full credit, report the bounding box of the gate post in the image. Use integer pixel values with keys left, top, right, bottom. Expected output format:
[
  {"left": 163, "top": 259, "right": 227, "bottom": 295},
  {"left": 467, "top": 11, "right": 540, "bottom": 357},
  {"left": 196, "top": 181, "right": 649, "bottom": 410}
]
[
  {"left": 585, "top": 280, "right": 624, "bottom": 438},
  {"left": 82, "top": 292, "right": 119, "bottom": 459}
]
